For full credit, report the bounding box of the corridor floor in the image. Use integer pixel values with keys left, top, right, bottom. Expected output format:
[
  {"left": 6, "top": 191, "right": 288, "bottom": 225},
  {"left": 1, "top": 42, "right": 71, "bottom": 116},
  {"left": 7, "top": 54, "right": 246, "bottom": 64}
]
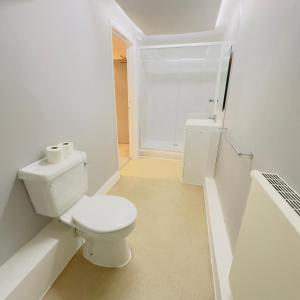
[
  {"left": 118, "top": 144, "right": 130, "bottom": 168},
  {"left": 44, "top": 159, "right": 214, "bottom": 300}
]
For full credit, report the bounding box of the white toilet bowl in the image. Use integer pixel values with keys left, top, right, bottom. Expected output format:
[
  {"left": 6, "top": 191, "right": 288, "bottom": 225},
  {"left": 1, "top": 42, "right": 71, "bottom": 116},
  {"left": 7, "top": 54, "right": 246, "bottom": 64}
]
[
  {"left": 60, "top": 195, "right": 137, "bottom": 267},
  {"left": 80, "top": 222, "right": 135, "bottom": 267}
]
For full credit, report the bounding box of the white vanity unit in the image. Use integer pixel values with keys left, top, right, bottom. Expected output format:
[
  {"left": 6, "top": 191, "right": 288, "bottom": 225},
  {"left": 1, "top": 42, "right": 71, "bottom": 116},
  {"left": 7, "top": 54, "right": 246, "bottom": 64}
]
[{"left": 182, "top": 118, "right": 221, "bottom": 186}]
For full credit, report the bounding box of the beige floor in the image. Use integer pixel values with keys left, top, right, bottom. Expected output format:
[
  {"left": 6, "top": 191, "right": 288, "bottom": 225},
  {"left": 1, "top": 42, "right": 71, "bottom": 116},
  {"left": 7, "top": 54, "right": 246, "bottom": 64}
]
[
  {"left": 118, "top": 144, "right": 130, "bottom": 169},
  {"left": 44, "top": 159, "right": 214, "bottom": 300}
]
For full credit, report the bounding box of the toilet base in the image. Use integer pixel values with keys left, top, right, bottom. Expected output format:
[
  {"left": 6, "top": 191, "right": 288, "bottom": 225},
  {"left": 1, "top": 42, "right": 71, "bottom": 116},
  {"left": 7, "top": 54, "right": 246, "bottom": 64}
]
[{"left": 82, "top": 237, "right": 132, "bottom": 268}]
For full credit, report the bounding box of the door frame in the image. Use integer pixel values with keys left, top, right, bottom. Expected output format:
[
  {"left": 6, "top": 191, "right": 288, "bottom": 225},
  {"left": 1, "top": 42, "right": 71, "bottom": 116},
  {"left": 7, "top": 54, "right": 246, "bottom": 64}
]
[{"left": 110, "top": 20, "right": 139, "bottom": 164}]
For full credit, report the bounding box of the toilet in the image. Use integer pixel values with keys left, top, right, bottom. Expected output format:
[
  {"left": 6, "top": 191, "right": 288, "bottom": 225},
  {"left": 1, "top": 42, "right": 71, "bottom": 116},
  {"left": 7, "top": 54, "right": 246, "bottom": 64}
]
[{"left": 18, "top": 151, "right": 137, "bottom": 267}]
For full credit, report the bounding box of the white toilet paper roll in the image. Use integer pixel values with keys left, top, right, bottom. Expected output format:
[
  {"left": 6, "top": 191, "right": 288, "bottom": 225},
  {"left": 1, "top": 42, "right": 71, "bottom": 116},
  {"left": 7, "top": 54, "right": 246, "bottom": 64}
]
[
  {"left": 58, "top": 142, "right": 74, "bottom": 158},
  {"left": 46, "top": 145, "right": 63, "bottom": 164}
]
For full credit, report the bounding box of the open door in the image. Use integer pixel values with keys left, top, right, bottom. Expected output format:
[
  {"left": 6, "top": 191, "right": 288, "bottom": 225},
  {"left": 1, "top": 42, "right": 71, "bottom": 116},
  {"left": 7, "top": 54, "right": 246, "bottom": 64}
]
[{"left": 112, "top": 31, "right": 131, "bottom": 169}]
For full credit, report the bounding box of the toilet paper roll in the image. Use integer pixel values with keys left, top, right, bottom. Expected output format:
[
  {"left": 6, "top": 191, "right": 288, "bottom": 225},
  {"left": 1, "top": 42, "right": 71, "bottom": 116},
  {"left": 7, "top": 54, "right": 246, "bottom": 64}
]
[
  {"left": 46, "top": 145, "right": 63, "bottom": 164},
  {"left": 58, "top": 142, "right": 74, "bottom": 158}
]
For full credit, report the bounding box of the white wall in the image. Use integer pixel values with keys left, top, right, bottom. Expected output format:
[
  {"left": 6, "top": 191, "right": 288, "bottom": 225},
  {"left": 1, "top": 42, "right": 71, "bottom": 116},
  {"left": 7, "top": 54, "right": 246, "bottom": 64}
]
[
  {"left": 214, "top": 0, "right": 300, "bottom": 249},
  {"left": 100, "top": 0, "right": 143, "bottom": 43},
  {"left": 139, "top": 31, "right": 223, "bottom": 46},
  {"left": 0, "top": 0, "right": 141, "bottom": 265}
]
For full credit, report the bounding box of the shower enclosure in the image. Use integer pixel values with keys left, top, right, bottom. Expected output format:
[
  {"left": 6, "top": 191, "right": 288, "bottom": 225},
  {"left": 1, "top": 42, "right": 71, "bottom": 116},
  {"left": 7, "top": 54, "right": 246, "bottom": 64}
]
[{"left": 138, "top": 42, "right": 231, "bottom": 153}]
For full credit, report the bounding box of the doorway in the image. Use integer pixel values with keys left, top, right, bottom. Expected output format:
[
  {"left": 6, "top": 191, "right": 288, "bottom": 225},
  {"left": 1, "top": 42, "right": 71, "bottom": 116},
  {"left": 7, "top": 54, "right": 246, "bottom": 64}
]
[{"left": 112, "top": 32, "right": 130, "bottom": 169}]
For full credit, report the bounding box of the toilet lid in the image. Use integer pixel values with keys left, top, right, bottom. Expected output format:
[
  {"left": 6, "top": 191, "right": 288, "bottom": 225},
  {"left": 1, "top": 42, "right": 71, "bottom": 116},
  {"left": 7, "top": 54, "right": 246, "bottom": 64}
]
[{"left": 72, "top": 195, "right": 137, "bottom": 233}]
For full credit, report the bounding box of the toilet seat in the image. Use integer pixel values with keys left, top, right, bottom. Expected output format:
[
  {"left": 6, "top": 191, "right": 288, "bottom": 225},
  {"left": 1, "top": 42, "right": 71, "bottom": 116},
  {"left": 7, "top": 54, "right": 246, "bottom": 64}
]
[{"left": 71, "top": 195, "right": 137, "bottom": 234}]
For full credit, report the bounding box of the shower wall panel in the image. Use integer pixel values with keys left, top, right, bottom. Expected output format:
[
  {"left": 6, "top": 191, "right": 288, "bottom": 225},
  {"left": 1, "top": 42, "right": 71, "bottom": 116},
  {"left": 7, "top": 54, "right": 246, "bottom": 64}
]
[{"left": 139, "top": 44, "right": 223, "bottom": 152}]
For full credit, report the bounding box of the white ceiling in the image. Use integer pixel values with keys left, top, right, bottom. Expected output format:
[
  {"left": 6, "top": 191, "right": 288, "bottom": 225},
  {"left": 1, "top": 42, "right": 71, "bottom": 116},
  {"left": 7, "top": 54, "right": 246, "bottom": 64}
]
[{"left": 115, "top": 0, "right": 222, "bottom": 35}]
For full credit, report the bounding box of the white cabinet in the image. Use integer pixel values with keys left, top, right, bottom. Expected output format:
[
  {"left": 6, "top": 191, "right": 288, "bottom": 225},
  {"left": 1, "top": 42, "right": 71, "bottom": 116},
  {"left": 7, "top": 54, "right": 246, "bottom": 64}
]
[{"left": 182, "top": 119, "right": 221, "bottom": 186}]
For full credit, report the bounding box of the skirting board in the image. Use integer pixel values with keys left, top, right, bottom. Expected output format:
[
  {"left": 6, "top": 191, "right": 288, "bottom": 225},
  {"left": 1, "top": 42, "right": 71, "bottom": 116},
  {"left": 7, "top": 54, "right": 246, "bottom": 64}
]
[
  {"left": 204, "top": 177, "right": 233, "bottom": 300},
  {"left": 0, "top": 171, "right": 121, "bottom": 300},
  {"left": 138, "top": 149, "right": 183, "bottom": 160},
  {"left": 96, "top": 171, "right": 120, "bottom": 195},
  {"left": 181, "top": 178, "right": 203, "bottom": 186}
]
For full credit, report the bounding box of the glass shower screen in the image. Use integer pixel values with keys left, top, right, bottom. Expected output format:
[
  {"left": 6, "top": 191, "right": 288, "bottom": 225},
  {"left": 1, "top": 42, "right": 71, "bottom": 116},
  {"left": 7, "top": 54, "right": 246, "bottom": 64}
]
[{"left": 139, "top": 43, "right": 223, "bottom": 152}]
